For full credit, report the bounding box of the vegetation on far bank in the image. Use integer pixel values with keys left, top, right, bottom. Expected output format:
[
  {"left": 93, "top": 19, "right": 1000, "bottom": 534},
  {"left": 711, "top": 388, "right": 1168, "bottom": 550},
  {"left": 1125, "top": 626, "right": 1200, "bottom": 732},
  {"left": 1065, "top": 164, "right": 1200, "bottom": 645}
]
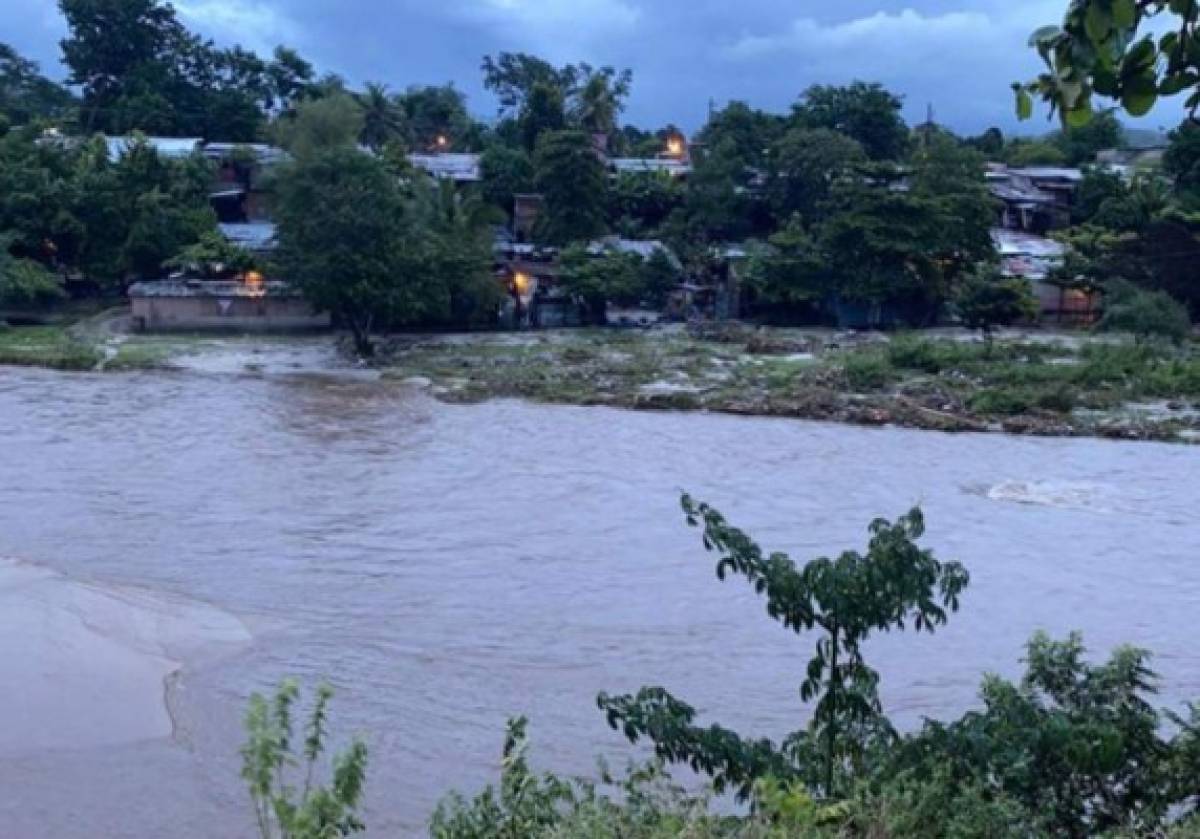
[
  {"left": 4, "top": 319, "right": 1197, "bottom": 443},
  {"left": 375, "top": 326, "right": 1200, "bottom": 442}
]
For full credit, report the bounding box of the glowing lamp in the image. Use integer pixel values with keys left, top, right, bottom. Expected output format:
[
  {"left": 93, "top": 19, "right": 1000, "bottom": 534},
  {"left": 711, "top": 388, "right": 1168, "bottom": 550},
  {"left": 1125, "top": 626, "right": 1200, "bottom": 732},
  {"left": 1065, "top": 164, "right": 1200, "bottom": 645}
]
[
  {"left": 667, "top": 137, "right": 684, "bottom": 157},
  {"left": 512, "top": 272, "right": 531, "bottom": 295},
  {"left": 244, "top": 270, "right": 264, "bottom": 287}
]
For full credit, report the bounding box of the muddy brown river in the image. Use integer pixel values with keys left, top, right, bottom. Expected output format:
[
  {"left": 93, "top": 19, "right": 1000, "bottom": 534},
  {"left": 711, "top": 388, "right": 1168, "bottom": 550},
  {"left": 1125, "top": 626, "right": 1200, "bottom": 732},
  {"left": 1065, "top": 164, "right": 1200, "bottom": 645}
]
[{"left": 0, "top": 361, "right": 1196, "bottom": 837}]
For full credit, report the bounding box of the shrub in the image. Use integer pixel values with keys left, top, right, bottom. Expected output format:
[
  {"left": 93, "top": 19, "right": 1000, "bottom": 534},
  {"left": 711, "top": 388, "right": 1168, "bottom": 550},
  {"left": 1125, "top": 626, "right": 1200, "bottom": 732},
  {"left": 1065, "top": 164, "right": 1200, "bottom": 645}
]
[
  {"left": 842, "top": 352, "right": 893, "bottom": 390},
  {"left": 969, "top": 387, "right": 1033, "bottom": 415},
  {"left": 241, "top": 680, "right": 368, "bottom": 839},
  {"left": 1034, "top": 383, "right": 1078, "bottom": 413},
  {"left": 1099, "top": 281, "right": 1192, "bottom": 345},
  {"left": 954, "top": 268, "right": 1039, "bottom": 341},
  {"left": 886, "top": 337, "right": 977, "bottom": 374}
]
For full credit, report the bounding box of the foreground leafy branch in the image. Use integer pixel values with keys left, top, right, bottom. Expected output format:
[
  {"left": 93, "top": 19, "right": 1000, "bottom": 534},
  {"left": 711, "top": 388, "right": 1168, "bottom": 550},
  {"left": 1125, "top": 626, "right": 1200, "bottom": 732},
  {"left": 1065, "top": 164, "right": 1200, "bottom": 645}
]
[
  {"left": 241, "top": 680, "right": 369, "bottom": 839},
  {"left": 599, "top": 496, "right": 968, "bottom": 799}
]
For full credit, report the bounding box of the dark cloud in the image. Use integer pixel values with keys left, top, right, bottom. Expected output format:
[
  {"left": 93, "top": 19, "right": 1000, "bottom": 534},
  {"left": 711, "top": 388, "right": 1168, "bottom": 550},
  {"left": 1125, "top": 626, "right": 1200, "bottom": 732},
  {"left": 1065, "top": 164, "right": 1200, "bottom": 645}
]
[{"left": 5, "top": 0, "right": 1186, "bottom": 134}]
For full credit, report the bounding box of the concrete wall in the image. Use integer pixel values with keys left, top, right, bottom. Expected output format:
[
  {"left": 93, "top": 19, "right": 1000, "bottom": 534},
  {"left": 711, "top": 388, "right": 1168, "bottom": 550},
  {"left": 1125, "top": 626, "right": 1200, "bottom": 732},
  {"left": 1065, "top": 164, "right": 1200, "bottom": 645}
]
[{"left": 131, "top": 295, "right": 330, "bottom": 331}]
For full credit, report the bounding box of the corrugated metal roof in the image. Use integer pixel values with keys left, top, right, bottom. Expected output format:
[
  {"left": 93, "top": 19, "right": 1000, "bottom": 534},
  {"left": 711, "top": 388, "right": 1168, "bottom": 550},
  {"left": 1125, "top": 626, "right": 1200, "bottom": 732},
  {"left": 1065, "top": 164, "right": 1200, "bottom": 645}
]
[
  {"left": 990, "top": 228, "right": 1066, "bottom": 258},
  {"left": 610, "top": 158, "right": 692, "bottom": 177},
  {"left": 202, "top": 142, "right": 288, "bottom": 165},
  {"left": 587, "top": 237, "right": 682, "bottom": 269},
  {"left": 128, "top": 279, "right": 300, "bottom": 298},
  {"left": 408, "top": 153, "right": 482, "bottom": 182},
  {"left": 219, "top": 222, "right": 277, "bottom": 251},
  {"left": 105, "top": 136, "right": 203, "bottom": 160}
]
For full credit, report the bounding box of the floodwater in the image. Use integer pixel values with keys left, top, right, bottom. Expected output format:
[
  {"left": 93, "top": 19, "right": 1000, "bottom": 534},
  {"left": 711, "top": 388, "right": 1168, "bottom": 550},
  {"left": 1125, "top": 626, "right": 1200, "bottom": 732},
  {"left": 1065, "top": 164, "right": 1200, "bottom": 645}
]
[{"left": 0, "top": 360, "right": 1196, "bottom": 837}]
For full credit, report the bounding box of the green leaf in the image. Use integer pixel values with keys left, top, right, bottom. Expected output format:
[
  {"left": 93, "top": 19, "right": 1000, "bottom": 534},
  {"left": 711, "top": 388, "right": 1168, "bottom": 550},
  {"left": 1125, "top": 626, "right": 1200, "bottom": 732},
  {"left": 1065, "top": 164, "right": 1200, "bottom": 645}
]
[
  {"left": 1112, "top": 0, "right": 1136, "bottom": 29},
  {"left": 1016, "top": 88, "right": 1034, "bottom": 120},
  {"left": 1122, "top": 73, "right": 1158, "bottom": 115},
  {"left": 1092, "top": 66, "right": 1120, "bottom": 96},
  {"left": 1085, "top": 2, "right": 1112, "bottom": 43},
  {"left": 1028, "top": 25, "right": 1062, "bottom": 47},
  {"left": 1160, "top": 71, "right": 1199, "bottom": 95},
  {"left": 1065, "top": 103, "right": 1094, "bottom": 127},
  {"left": 1124, "top": 38, "right": 1157, "bottom": 72}
]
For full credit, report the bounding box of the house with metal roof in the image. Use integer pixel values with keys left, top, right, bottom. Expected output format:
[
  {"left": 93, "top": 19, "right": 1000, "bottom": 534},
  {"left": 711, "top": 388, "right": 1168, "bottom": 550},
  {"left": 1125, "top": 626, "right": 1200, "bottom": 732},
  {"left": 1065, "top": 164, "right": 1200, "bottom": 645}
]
[
  {"left": 608, "top": 157, "right": 692, "bottom": 178},
  {"left": 408, "top": 153, "right": 482, "bottom": 182}
]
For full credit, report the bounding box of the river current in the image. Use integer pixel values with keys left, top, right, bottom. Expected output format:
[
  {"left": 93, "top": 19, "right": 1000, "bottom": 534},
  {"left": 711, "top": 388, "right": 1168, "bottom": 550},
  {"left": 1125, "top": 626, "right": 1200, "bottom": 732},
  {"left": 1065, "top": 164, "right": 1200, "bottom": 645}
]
[{"left": 0, "top": 363, "right": 1195, "bottom": 837}]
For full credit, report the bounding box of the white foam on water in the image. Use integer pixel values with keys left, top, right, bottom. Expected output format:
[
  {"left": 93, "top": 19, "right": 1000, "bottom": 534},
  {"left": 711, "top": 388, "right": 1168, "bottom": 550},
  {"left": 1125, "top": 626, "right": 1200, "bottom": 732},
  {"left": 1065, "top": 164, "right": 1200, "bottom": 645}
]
[
  {"left": 984, "top": 479, "right": 1115, "bottom": 511},
  {"left": 0, "top": 557, "right": 250, "bottom": 754}
]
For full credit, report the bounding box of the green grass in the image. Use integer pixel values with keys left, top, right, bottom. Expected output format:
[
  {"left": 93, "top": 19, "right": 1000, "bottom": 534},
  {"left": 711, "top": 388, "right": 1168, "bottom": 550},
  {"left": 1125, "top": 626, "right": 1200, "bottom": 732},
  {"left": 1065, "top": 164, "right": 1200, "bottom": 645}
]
[{"left": 0, "top": 326, "right": 100, "bottom": 370}]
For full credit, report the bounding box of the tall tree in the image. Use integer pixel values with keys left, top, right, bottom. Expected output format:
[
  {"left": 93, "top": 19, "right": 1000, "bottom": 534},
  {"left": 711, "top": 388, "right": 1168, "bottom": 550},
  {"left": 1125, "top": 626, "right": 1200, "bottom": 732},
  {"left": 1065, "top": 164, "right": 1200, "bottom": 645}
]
[
  {"left": 517, "top": 82, "right": 565, "bottom": 152},
  {"left": 272, "top": 94, "right": 363, "bottom": 160},
  {"left": 794, "top": 82, "right": 910, "bottom": 161},
  {"left": 765, "top": 126, "right": 866, "bottom": 223},
  {"left": 744, "top": 215, "right": 828, "bottom": 320},
  {"left": 59, "top": 0, "right": 312, "bottom": 140},
  {"left": 0, "top": 43, "right": 75, "bottom": 125},
  {"left": 531, "top": 130, "right": 607, "bottom": 245},
  {"left": 571, "top": 67, "right": 633, "bottom": 146},
  {"left": 676, "top": 137, "right": 755, "bottom": 245},
  {"left": 481, "top": 52, "right": 578, "bottom": 117},
  {"left": 696, "top": 100, "right": 781, "bottom": 170},
  {"left": 1164, "top": 121, "right": 1200, "bottom": 204},
  {"left": 357, "top": 82, "right": 405, "bottom": 152},
  {"left": 396, "top": 84, "right": 477, "bottom": 151},
  {"left": 407, "top": 179, "right": 505, "bottom": 328},
  {"left": 480, "top": 144, "right": 534, "bottom": 217},
  {"left": 274, "top": 147, "right": 417, "bottom": 356}
]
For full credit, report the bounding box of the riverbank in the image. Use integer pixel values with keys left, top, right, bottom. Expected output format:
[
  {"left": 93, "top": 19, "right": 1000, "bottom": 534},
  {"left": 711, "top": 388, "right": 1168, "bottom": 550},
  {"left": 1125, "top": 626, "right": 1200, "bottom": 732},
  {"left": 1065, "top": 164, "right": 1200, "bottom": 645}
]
[
  {"left": 376, "top": 326, "right": 1200, "bottom": 443},
  {"left": 3, "top": 321, "right": 1198, "bottom": 442}
]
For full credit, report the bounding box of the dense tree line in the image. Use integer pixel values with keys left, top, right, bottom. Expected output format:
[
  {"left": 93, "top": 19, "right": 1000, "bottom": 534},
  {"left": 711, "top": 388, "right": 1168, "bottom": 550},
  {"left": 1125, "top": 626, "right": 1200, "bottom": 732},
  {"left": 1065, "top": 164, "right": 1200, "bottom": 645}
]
[{"left": 3, "top": 0, "right": 1197, "bottom": 340}]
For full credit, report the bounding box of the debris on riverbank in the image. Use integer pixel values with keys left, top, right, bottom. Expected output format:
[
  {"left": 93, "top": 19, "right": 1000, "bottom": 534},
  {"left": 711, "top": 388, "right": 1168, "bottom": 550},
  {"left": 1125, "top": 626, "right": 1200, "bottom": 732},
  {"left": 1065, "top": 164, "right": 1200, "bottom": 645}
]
[
  {"left": 377, "top": 326, "right": 1200, "bottom": 443},
  {"left": 2, "top": 320, "right": 1197, "bottom": 442}
]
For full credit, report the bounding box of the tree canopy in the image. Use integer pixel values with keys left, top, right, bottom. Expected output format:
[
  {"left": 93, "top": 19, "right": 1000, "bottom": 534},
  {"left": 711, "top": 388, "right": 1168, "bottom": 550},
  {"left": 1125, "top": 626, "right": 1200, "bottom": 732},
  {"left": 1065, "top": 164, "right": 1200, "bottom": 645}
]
[{"left": 532, "top": 130, "right": 608, "bottom": 246}]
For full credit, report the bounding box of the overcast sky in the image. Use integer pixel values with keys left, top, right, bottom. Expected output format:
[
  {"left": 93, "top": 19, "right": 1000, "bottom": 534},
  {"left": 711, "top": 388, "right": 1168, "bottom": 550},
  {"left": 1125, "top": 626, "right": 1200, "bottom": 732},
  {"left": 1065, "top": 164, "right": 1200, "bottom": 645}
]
[{"left": 4, "top": 0, "right": 1187, "bottom": 135}]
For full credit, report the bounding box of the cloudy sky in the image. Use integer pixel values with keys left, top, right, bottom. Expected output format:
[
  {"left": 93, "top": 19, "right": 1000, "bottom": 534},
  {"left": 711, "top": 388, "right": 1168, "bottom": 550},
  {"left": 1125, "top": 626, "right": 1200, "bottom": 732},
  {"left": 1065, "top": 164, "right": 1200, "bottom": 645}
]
[{"left": 4, "top": 0, "right": 1186, "bottom": 135}]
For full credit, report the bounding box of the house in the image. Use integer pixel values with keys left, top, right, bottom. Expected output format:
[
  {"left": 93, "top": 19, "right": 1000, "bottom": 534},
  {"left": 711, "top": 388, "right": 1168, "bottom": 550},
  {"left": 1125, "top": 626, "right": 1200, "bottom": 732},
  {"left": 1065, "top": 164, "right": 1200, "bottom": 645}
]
[
  {"left": 128, "top": 278, "right": 329, "bottom": 332},
  {"left": 987, "top": 164, "right": 1083, "bottom": 234},
  {"left": 203, "top": 142, "right": 286, "bottom": 223},
  {"left": 512, "top": 193, "right": 545, "bottom": 243},
  {"left": 608, "top": 157, "right": 692, "bottom": 179},
  {"left": 991, "top": 227, "right": 1098, "bottom": 322},
  {"left": 218, "top": 221, "right": 277, "bottom": 255}
]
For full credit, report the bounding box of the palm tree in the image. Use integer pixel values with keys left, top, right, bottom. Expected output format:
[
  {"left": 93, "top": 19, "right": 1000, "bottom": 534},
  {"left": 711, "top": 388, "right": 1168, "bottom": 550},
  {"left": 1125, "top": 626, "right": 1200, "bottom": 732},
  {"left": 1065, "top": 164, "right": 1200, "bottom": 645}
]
[
  {"left": 409, "top": 179, "right": 507, "bottom": 327},
  {"left": 357, "top": 82, "right": 406, "bottom": 152}
]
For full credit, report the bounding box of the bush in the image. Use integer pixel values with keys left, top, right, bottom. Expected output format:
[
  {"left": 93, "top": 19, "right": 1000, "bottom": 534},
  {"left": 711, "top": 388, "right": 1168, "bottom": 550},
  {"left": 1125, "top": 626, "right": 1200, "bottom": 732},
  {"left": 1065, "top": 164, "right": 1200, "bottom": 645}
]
[
  {"left": 842, "top": 352, "right": 893, "bottom": 390},
  {"left": 1099, "top": 281, "right": 1193, "bottom": 345},
  {"left": 1034, "top": 383, "right": 1078, "bottom": 413},
  {"left": 886, "top": 337, "right": 978, "bottom": 374},
  {"left": 954, "top": 269, "right": 1039, "bottom": 339},
  {"left": 968, "top": 387, "right": 1033, "bottom": 415},
  {"left": 241, "top": 680, "right": 368, "bottom": 839}
]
